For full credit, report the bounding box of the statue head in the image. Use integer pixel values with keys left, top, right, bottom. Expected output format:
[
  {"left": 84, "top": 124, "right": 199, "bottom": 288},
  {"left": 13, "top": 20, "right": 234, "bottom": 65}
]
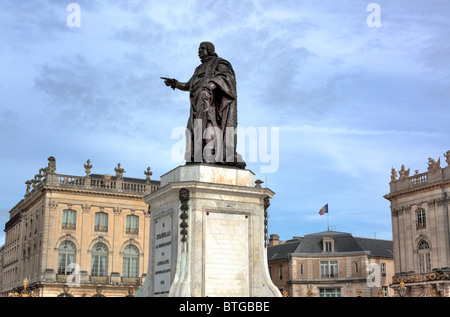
[{"left": 199, "top": 42, "right": 218, "bottom": 62}]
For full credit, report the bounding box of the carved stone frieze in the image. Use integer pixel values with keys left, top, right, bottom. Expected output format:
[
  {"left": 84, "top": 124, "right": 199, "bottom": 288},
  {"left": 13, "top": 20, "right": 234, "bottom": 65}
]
[
  {"left": 49, "top": 199, "right": 58, "bottom": 211},
  {"left": 81, "top": 204, "right": 91, "bottom": 213}
]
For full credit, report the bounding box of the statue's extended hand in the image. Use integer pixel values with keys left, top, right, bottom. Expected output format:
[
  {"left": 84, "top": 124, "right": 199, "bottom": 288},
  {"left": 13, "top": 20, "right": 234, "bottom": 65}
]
[{"left": 160, "top": 77, "right": 178, "bottom": 90}]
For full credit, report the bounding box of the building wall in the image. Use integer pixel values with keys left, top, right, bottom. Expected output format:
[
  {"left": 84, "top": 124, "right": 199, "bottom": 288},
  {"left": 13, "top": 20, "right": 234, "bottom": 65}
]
[
  {"left": 387, "top": 155, "right": 450, "bottom": 296},
  {"left": 268, "top": 250, "right": 394, "bottom": 297},
  {"left": 268, "top": 259, "right": 289, "bottom": 295},
  {"left": 267, "top": 233, "right": 395, "bottom": 297},
  {"left": 289, "top": 254, "right": 393, "bottom": 297},
  {"left": 1, "top": 157, "right": 158, "bottom": 297}
]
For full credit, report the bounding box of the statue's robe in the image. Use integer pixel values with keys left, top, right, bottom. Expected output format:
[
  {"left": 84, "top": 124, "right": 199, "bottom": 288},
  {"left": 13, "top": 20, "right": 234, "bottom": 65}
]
[{"left": 184, "top": 56, "right": 245, "bottom": 168}]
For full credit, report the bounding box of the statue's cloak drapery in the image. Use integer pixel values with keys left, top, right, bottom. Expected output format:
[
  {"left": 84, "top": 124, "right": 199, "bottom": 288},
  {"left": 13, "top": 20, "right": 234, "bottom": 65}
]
[{"left": 185, "top": 56, "right": 240, "bottom": 165}]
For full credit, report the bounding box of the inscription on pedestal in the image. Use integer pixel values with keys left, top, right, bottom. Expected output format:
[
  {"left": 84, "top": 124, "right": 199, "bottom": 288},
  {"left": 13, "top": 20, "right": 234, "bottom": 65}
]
[
  {"left": 205, "top": 211, "right": 249, "bottom": 296},
  {"left": 154, "top": 214, "right": 172, "bottom": 296}
]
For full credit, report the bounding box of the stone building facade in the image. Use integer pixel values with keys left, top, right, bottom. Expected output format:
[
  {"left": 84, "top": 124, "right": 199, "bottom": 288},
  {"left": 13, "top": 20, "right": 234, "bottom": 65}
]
[
  {"left": 267, "top": 231, "right": 394, "bottom": 297},
  {"left": 0, "top": 157, "right": 160, "bottom": 297},
  {"left": 385, "top": 151, "right": 450, "bottom": 297}
]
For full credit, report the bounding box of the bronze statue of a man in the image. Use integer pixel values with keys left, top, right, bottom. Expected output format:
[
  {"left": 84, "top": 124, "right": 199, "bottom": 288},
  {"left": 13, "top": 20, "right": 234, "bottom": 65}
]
[{"left": 162, "top": 42, "right": 245, "bottom": 169}]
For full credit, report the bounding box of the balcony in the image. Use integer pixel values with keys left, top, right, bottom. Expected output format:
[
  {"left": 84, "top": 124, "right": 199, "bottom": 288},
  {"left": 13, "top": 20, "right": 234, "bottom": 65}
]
[
  {"left": 126, "top": 228, "right": 139, "bottom": 235},
  {"left": 89, "top": 275, "right": 109, "bottom": 284},
  {"left": 94, "top": 225, "right": 108, "bottom": 233},
  {"left": 62, "top": 223, "right": 76, "bottom": 230},
  {"left": 416, "top": 221, "right": 426, "bottom": 230},
  {"left": 121, "top": 277, "right": 141, "bottom": 286},
  {"left": 392, "top": 271, "right": 450, "bottom": 285}
]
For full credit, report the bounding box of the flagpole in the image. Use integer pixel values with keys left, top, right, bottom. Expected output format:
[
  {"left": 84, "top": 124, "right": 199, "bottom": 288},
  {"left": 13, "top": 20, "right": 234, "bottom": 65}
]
[{"left": 327, "top": 212, "right": 329, "bottom": 231}]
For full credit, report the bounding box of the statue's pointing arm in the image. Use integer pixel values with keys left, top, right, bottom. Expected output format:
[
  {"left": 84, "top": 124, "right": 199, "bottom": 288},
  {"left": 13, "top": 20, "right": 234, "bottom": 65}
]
[{"left": 161, "top": 77, "right": 190, "bottom": 91}]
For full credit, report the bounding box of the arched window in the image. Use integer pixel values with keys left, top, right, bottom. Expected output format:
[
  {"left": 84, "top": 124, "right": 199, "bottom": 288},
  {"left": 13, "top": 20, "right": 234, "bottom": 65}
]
[
  {"left": 57, "top": 241, "right": 76, "bottom": 275},
  {"left": 126, "top": 215, "right": 139, "bottom": 234},
  {"left": 418, "top": 240, "right": 431, "bottom": 274},
  {"left": 123, "top": 245, "right": 139, "bottom": 278},
  {"left": 62, "top": 209, "right": 76, "bottom": 230},
  {"left": 91, "top": 243, "right": 108, "bottom": 276}
]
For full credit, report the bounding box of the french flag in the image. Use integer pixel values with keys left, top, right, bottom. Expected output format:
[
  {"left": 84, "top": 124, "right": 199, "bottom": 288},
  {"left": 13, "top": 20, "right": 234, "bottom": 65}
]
[{"left": 319, "top": 204, "right": 328, "bottom": 216}]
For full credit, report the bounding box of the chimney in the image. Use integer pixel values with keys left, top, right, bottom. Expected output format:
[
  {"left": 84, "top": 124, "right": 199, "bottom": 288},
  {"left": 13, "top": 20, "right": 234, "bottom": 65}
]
[{"left": 269, "top": 234, "right": 280, "bottom": 246}]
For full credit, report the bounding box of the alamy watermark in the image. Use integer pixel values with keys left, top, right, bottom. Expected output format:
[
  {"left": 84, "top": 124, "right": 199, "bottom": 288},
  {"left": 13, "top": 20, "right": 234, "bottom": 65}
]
[
  {"left": 171, "top": 121, "right": 280, "bottom": 174},
  {"left": 366, "top": 3, "right": 381, "bottom": 27},
  {"left": 66, "top": 263, "right": 81, "bottom": 287},
  {"left": 65, "top": 3, "right": 381, "bottom": 28},
  {"left": 67, "top": 3, "right": 81, "bottom": 28},
  {"left": 366, "top": 263, "right": 382, "bottom": 287}
]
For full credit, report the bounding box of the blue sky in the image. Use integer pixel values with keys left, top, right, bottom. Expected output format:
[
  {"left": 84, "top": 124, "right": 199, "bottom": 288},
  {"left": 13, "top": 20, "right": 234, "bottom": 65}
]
[{"left": 1, "top": 0, "right": 449, "bottom": 246}]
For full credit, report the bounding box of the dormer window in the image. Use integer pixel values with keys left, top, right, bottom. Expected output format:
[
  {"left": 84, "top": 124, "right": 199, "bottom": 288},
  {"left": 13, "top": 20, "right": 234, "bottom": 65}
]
[{"left": 322, "top": 237, "right": 335, "bottom": 252}]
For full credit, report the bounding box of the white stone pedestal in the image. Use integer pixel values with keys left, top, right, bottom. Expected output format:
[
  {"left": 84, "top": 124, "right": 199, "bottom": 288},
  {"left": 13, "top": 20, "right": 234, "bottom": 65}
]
[{"left": 136, "top": 164, "right": 281, "bottom": 297}]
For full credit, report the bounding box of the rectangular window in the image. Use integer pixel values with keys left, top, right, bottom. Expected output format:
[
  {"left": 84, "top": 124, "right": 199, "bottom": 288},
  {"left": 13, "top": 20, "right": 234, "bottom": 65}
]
[
  {"left": 123, "top": 257, "right": 139, "bottom": 278},
  {"left": 299, "top": 263, "right": 304, "bottom": 276},
  {"left": 381, "top": 262, "right": 386, "bottom": 277},
  {"left": 92, "top": 254, "right": 108, "bottom": 276},
  {"left": 419, "top": 253, "right": 431, "bottom": 273},
  {"left": 382, "top": 286, "right": 388, "bottom": 297},
  {"left": 126, "top": 215, "right": 139, "bottom": 234},
  {"left": 320, "top": 261, "right": 338, "bottom": 278},
  {"left": 62, "top": 209, "right": 76, "bottom": 230},
  {"left": 354, "top": 262, "right": 359, "bottom": 274},
  {"left": 330, "top": 261, "right": 338, "bottom": 277},
  {"left": 57, "top": 253, "right": 75, "bottom": 275},
  {"left": 320, "top": 261, "right": 329, "bottom": 278},
  {"left": 325, "top": 242, "right": 332, "bottom": 252},
  {"left": 416, "top": 209, "right": 426, "bottom": 229},
  {"left": 319, "top": 288, "right": 341, "bottom": 297},
  {"left": 95, "top": 212, "right": 108, "bottom": 232},
  {"left": 279, "top": 265, "right": 283, "bottom": 280}
]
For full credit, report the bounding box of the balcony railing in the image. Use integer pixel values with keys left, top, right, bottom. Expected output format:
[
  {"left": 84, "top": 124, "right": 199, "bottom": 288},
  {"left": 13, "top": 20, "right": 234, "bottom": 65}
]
[
  {"left": 392, "top": 271, "right": 450, "bottom": 284},
  {"left": 410, "top": 172, "right": 428, "bottom": 185},
  {"left": 89, "top": 275, "right": 109, "bottom": 284},
  {"left": 62, "top": 223, "right": 76, "bottom": 230},
  {"left": 94, "top": 225, "right": 108, "bottom": 232},
  {"left": 126, "top": 228, "right": 139, "bottom": 235},
  {"left": 121, "top": 277, "right": 141, "bottom": 286},
  {"left": 54, "top": 274, "right": 141, "bottom": 286},
  {"left": 416, "top": 221, "right": 426, "bottom": 230}
]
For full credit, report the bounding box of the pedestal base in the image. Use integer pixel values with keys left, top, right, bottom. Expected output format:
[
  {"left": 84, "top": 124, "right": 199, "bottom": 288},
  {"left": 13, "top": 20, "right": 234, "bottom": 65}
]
[{"left": 136, "top": 164, "right": 281, "bottom": 297}]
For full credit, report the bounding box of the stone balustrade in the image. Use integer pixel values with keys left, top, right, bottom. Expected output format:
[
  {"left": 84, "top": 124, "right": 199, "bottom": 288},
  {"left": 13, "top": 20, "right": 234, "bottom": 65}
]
[
  {"left": 389, "top": 152, "right": 450, "bottom": 194},
  {"left": 23, "top": 157, "right": 159, "bottom": 200}
]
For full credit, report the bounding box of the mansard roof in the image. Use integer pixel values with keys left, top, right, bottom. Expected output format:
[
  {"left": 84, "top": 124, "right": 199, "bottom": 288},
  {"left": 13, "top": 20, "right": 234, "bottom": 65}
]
[{"left": 268, "top": 230, "right": 393, "bottom": 260}]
